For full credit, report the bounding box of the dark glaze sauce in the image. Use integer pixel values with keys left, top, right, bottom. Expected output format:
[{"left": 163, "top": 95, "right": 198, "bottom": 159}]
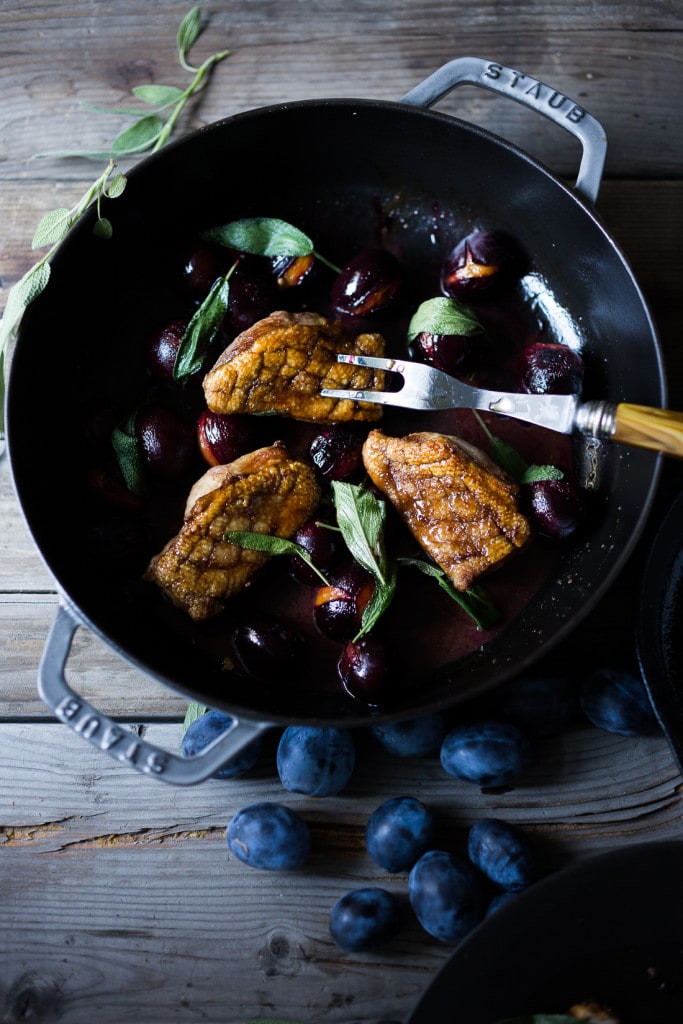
[{"left": 88, "top": 202, "right": 587, "bottom": 710}]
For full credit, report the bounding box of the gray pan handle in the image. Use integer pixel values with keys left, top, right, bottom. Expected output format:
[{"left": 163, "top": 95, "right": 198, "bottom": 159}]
[
  {"left": 401, "top": 56, "right": 607, "bottom": 205},
  {"left": 38, "top": 602, "right": 270, "bottom": 785}
]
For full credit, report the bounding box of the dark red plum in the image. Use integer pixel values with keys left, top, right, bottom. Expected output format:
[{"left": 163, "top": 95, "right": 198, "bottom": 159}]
[
  {"left": 338, "top": 637, "right": 391, "bottom": 706},
  {"left": 519, "top": 341, "right": 585, "bottom": 395},
  {"left": 196, "top": 410, "right": 254, "bottom": 467},
  {"left": 231, "top": 613, "right": 305, "bottom": 681},
  {"left": 226, "top": 265, "right": 279, "bottom": 335},
  {"left": 441, "top": 230, "right": 527, "bottom": 301},
  {"left": 411, "top": 330, "right": 475, "bottom": 374},
  {"left": 313, "top": 562, "right": 375, "bottom": 640},
  {"left": 136, "top": 404, "right": 196, "bottom": 483},
  {"left": 145, "top": 319, "right": 188, "bottom": 382},
  {"left": 309, "top": 427, "right": 364, "bottom": 482},
  {"left": 525, "top": 477, "right": 586, "bottom": 539},
  {"left": 288, "top": 518, "right": 340, "bottom": 586},
  {"left": 331, "top": 247, "right": 403, "bottom": 316},
  {"left": 271, "top": 252, "right": 317, "bottom": 290}
]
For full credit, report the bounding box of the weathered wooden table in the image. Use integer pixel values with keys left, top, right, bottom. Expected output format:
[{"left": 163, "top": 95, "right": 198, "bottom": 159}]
[{"left": 1, "top": 2, "right": 682, "bottom": 1021}]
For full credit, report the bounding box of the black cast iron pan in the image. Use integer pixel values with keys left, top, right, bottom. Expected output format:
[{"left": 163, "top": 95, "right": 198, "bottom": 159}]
[{"left": 6, "top": 57, "right": 665, "bottom": 783}]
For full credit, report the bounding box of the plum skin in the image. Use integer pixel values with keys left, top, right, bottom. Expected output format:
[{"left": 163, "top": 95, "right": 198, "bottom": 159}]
[
  {"left": 329, "top": 887, "right": 403, "bottom": 951},
  {"left": 276, "top": 725, "right": 356, "bottom": 797},
  {"left": 366, "top": 796, "right": 436, "bottom": 873},
  {"left": 467, "top": 817, "right": 538, "bottom": 892},
  {"left": 440, "top": 719, "right": 533, "bottom": 788},
  {"left": 181, "top": 709, "right": 262, "bottom": 779},
  {"left": 408, "top": 849, "right": 486, "bottom": 943},
  {"left": 226, "top": 802, "right": 311, "bottom": 871}
]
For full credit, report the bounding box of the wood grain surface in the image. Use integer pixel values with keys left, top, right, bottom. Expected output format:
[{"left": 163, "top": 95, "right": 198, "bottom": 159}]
[{"left": 1, "top": 1, "right": 681, "bottom": 1022}]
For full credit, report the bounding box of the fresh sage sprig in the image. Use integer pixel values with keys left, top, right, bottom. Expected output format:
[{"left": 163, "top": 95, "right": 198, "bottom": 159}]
[
  {"left": 203, "top": 217, "right": 341, "bottom": 273},
  {"left": 473, "top": 411, "right": 564, "bottom": 485},
  {"left": 34, "top": 7, "right": 229, "bottom": 161},
  {"left": 407, "top": 295, "right": 485, "bottom": 342},
  {"left": 331, "top": 481, "right": 398, "bottom": 640},
  {"left": 398, "top": 557, "right": 500, "bottom": 630},
  {"left": 0, "top": 6, "right": 228, "bottom": 440},
  {"left": 223, "top": 531, "right": 331, "bottom": 586},
  {"left": 173, "top": 262, "right": 237, "bottom": 381}
]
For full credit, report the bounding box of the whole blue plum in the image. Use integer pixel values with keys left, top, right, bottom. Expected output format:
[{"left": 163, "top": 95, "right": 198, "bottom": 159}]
[
  {"left": 408, "top": 849, "right": 485, "bottom": 943},
  {"left": 491, "top": 672, "right": 579, "bottom": 736},
  {"left": 277, "top": 725, "right": 355, "bottom": 797},
  {"left": 370, "top": 712, "right": 449, "bottom": 758},
  {"left": 440, "top": 720, "right": 532, "bottom": 787},
  {"left": 226, "top": 802, "right": 311, "bottom": 871},
  {"left": 467, "top": 817, "right": 537, "bottom": 892},
  {"left": 181, "top": 709, "right": 263, "bottom": 779},
  {"left": 579, "top": 667, "right": 658, "bottom": 737},
  {"left": 329, "top": 887, "right": 403, "bottom": 951},
  {"left": 366, "top": 796, "right": 436, "bottom": 873}
]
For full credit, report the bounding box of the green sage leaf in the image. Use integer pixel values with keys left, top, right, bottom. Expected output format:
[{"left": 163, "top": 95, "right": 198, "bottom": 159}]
[
  {"left": 332, "top": 482, "right": 387, "bottom": 585},
  {"left": 111, "top": 416, "right": 146, "bottom": 495},
  {"left": 93, "top": 217, "right": 113, "bottom": 239},
  {"left": 356, "top": 562, "right": 397, "bottom": 640},
  {"left": 520, "top": 464, "right": 565, "bottom": 484},
  {"left": 110, "top": 114, "right": 165, "bottom": 155},
  {"left": 0, "top": 262, "right": 51, "bottom": 354},
  {"left": 398, "top": 557, "right": 500, "bottom": 630},
  {"left": 489, "top": 435, "right": 529, "bottom": 483},
  {"left": 31, "top": 208, "right": 72, "bottom": 249},
  {"left": 407, "top": 296, "right": 484, "bottom": 342},
  {"left": 203, "top": 217, "right": 314, "bottom": 259},
  {"left": 182, "top": 701, "right": 209, "bottom": 738},
  {"left": 173, "top": 271, "right": 231, "bottom": 381},
  {"left": 132, "top": 84, "right": 185, "bottom": 107},
  {"left": 105, "top": 172, "right": 128, "bottom": 198},
  {"left": 223, "top": 531, "right": 330, "bottom": 584},
  {"left": 177, "top": 5, "right": 202, "bottom": 64}
]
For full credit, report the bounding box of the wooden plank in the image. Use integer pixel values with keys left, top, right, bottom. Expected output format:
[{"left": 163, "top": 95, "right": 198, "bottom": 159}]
[
  {"left": 0, "top": 721, "right": 680, "bottom": 1022},
  {"left": 0, "top": 8, "right": 681, "bottom": 179}
]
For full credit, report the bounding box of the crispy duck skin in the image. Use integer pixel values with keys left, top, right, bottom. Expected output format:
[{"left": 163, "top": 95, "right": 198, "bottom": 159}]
[
  {"left": 145, "top": 442, "right": 321, "bottom": 621},
  {"left": 202, "top": 309, "right": 386, "bottom": 423},
  {"left": 362, "top": 430, "right": 531, "bottom": 592}
]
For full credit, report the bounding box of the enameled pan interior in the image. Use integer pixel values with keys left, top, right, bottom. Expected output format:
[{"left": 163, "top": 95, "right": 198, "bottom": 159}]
[{"left": 7, "top": 99, "right": 664, "bottom": 724}]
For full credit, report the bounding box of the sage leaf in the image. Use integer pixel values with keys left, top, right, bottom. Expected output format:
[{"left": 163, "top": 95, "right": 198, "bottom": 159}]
[
  {"left": 105, "top": 172, "right": 128, "bottom": 198},
  {"left": 223, "top": 531, "right": 330, "bottom": 584},
  {"left": 132, "top": 84, "right": 185, "bottom": 107},
  {"left": 173, "top": 271, "right": 231, "bottom": 381},
  {"left": 110, "top": 114, "right": 165, "bottom": 155},
  {"left": 204, "top": 217, "right": 314, "bottom": 259},
  {"left": 332, "top": 482, "right": 387, "bottom": 585},
  {"left": 177, "top": 5, "right": 202, "bottom": 65},
  {"left": 398, "top": 558, "right": 500, "bottom": 630},
  {"left": 521, "top": 464, "right": 565, "bottom": 484},
  {"left": 182, "top": 701, "right": 208, "bottom": 738},
  {"left": 356, "top": 562, "right": 397, "bottom": 640},
  {"left": 111, "top": 416, "right": 146, "bottom": 495},
  {"left": 93, "top": 217, "right": 113, "bottom": 239},
  {"left": 407, "top": 296, "right": 484, "bottom": 342},
  {"left": 31, "top": 208, "right": 72, "bottom": 249},
  {"left": 489, "top": 435, "right": 529, "bottom": 483}
]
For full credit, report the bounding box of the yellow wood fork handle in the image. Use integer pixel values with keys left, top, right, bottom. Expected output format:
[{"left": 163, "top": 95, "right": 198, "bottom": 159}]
[{"left": 613, "top": 403, "right": 683, "bottom": 457}]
